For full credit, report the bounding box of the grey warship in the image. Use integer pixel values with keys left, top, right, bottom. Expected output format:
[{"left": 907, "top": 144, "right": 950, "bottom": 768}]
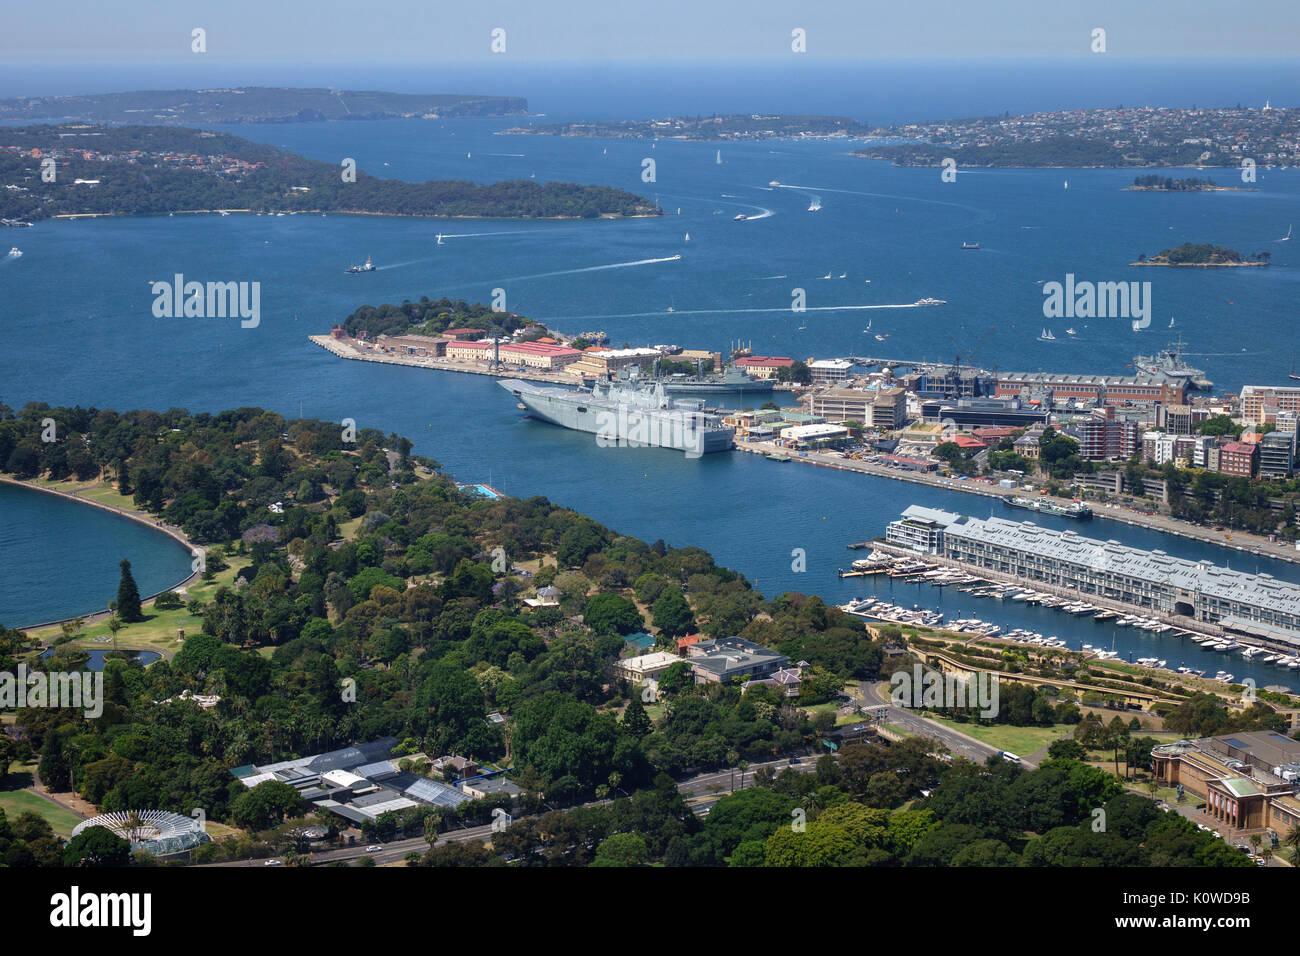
[
  {"left": 662, "top": 365, "right": 775, "bottom": 395},
  {"left": 500, "top": 369, "right": 735, "bottom": 456}
]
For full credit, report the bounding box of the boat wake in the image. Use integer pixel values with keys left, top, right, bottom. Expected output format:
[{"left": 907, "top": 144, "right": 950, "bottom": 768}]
[
  {"left": 490, "top": 255, "right": 683, "bottom": 284},
  {"left": 536, "top": 302, "right": 927, "bottom": 321}
]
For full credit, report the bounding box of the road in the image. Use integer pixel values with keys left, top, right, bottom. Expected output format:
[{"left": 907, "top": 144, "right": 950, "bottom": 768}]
[
  {"left": 854, "top": 681, "right": 1014, "bottom": 766},
  {"left": 205, "top": 754, "right": 827, "bottom": 867}
]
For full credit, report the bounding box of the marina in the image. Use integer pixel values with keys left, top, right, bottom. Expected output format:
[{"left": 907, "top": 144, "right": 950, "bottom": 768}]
[{"left": 845, "top": 543, "right": 1300, "bottom": 688}]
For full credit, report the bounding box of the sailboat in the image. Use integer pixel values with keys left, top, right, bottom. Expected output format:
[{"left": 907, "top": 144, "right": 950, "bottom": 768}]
[
  {"left": 716, "top": 150, "right": 722, "bottom": 165},
  {"left": 838, "top": 272, "right": 847, "bottom": 279},
  {"left": 1038, "top": 328, "right": 1056, "bottom": 341},
  {"left": 1064, "top": 180, "right": 1069, "bottom": 189},
  {"left": 684, "top": 232, "right": 691, "bottom": 242},
  {"left": 1169, "top": 317, "right": 1175, "bottom": 328},
  {"left": 436, "top": 234, "right": 444, "bottom": 245},
  {"left": 821, "top": 270, "right": 832, "bottom": 279},
  {"left": 1282, "top": 224, "right": 1293, "bottom": 242}
]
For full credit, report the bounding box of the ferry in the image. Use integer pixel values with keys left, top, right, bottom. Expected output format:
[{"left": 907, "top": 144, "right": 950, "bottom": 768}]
[
  {"left": 1003, "top": 496, "right": 1092, "bottom": 519},
  {"left": 346, "top": 256, "right": 375, "bottom": 274},
  {"left": 914, "top": 297, "right": 946, "bottom": 307}
]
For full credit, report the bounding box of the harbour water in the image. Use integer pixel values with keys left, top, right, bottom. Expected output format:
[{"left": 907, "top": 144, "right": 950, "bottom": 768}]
[
  {"left": 2, "top": 89, "right": 1298, "bottom": 682},
  {"left": 0, "top": 483, "right": 194, "bottom": 628}
]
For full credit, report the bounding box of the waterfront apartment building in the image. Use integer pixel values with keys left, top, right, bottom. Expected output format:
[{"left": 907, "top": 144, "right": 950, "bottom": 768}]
[
  {"left": 1259, "top": 430, "right": 1297, "bottom": 479},
  {"left": 1159, "top": 404, "right": 1199, "bottom": 436},
  {"left": 886, "top": 505, "right": 1300, "bottom": 642},
  {"left": 1242, "top": 385, "right": 1300, "bottom": 424},
  {"left": 996, "top": 372, "right": 1187, "bottom": 408},
  {"left": 808, "top": 359, "right": 855, "bottom": 384},
  {"left": 1077, "top": 409, "right": 1139, "bottom": 461},
  {"left": 1218, "top": 441, "right": 1258, "bottom": 478},
  {"left": 884, "top": 506, "right": 949, "bottom": 553},
  {"left": 810, "top": 387, "right": 907, "bottom": 429}
]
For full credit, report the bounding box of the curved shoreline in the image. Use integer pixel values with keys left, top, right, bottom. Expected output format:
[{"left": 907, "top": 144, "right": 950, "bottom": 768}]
[{"left": 0, "top": 475, "right": 201, "bottom": 630}]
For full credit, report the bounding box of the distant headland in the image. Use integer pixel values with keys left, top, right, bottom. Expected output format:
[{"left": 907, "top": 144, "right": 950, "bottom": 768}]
[
  {"left": 0, "top": 124, "right": 659, "bottom": 222},
  {"left": 500, "top": 114, "right": 874, "bottom": 141},
  {"left": 0, "top": 87, "right": 527, "bottom": 125}
]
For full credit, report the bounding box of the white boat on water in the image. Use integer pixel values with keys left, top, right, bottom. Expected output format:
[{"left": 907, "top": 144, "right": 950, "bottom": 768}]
[
  {"left": 7, "top": 247, "right": 20, "bottom": 258},
  {"left": 1038, "top": 328, "right": 1056, "bottom": 341}
]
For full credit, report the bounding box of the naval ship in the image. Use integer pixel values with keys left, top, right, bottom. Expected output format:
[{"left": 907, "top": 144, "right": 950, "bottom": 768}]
[
  {"left": 500, "top": 370, "right": 735, "bottom": 456},
  {"left": 1132, "top": 336, "right": 1212, "bottom": 390},
  {"left": 662, "top": 365, "right": 775, "bottom": 395}
]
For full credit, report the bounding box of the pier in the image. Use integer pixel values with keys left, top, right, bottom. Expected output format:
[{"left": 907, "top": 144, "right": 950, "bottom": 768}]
[{"left": 308, "top": 335, "right": 585, "bottom": 386}]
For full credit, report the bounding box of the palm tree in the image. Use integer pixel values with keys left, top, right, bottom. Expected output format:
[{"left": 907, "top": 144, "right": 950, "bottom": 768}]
[{"left": 1282, "top": 824, "right": 1300, "bottom": 865}]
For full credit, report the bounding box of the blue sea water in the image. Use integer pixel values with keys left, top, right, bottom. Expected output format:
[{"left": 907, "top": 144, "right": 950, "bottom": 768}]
[
  {"left": 2, "top": 61, "right": 1299, "bottom": 684},
  {"left": 0, "top": 483, "right": 194, "bottom": 628}
]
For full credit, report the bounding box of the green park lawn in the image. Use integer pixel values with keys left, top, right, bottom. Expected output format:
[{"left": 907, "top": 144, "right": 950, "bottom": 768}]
[
  {"left": 27, "top": 556, "right": 253, "bottom": 659},
  {"left": 0, "top": 789, "right": 84, "bottom": 836},
  {"left": 919, "top": 717, "right": 1076, "bottom": 757}
]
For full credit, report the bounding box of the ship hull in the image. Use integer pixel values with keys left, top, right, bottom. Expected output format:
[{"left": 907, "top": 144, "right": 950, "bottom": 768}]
[{"left": 500, "top": 380, "right": 734, "bottom": 455}]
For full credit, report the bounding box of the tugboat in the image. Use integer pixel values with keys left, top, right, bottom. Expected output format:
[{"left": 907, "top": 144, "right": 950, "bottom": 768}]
[{"left": 346, "top": 256, "right": 375, "bottom": 274}]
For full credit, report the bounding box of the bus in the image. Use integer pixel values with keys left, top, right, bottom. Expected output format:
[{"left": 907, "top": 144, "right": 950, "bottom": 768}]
[{"left": 998, "top": 750, "right": 1021, "bottom": 764}]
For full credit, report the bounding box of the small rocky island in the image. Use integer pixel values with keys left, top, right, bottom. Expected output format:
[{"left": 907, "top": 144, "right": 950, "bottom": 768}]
[
  {"left": 1131, "top": 242, "right": 1271, "bottom": 267},
  {"left": 1124, "top": 175, "right": 1255, "bottom": 192}
]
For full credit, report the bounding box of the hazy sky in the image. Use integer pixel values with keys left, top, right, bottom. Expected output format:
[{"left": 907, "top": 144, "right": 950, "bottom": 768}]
[{"left": 5, "top": 0, "right": 1300, "bottom": 63}]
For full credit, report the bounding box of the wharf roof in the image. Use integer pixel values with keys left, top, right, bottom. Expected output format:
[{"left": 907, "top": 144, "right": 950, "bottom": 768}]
[
  {"left": 998, "top": 371, "right": 1172, "bottom": 387},
  {"left": 899, "top": 505, "right": 1300, "bottom": 616}
]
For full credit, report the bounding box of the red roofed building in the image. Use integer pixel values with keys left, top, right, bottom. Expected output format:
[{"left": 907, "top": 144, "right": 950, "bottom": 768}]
[
  {"left": 951, "top": 435, "right": 988, "bottom": 451},
  {"left": 734, "top": 355, "right": 794, "bottom": 380},
  {"left": 972, "top": 426, "right": 1019, "bottom": 442},
  {"left": 675, "top": 634, "right": 702, "bottom": 652},
  {"left": 499, "top": 340, "right": 583, "bottom": 369},
  {"left": 443, "top": 328, "right": 486, "bottom": 340},
  {"left": 1218, "top": 441, "right": 1258, "bottom": 478}
]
